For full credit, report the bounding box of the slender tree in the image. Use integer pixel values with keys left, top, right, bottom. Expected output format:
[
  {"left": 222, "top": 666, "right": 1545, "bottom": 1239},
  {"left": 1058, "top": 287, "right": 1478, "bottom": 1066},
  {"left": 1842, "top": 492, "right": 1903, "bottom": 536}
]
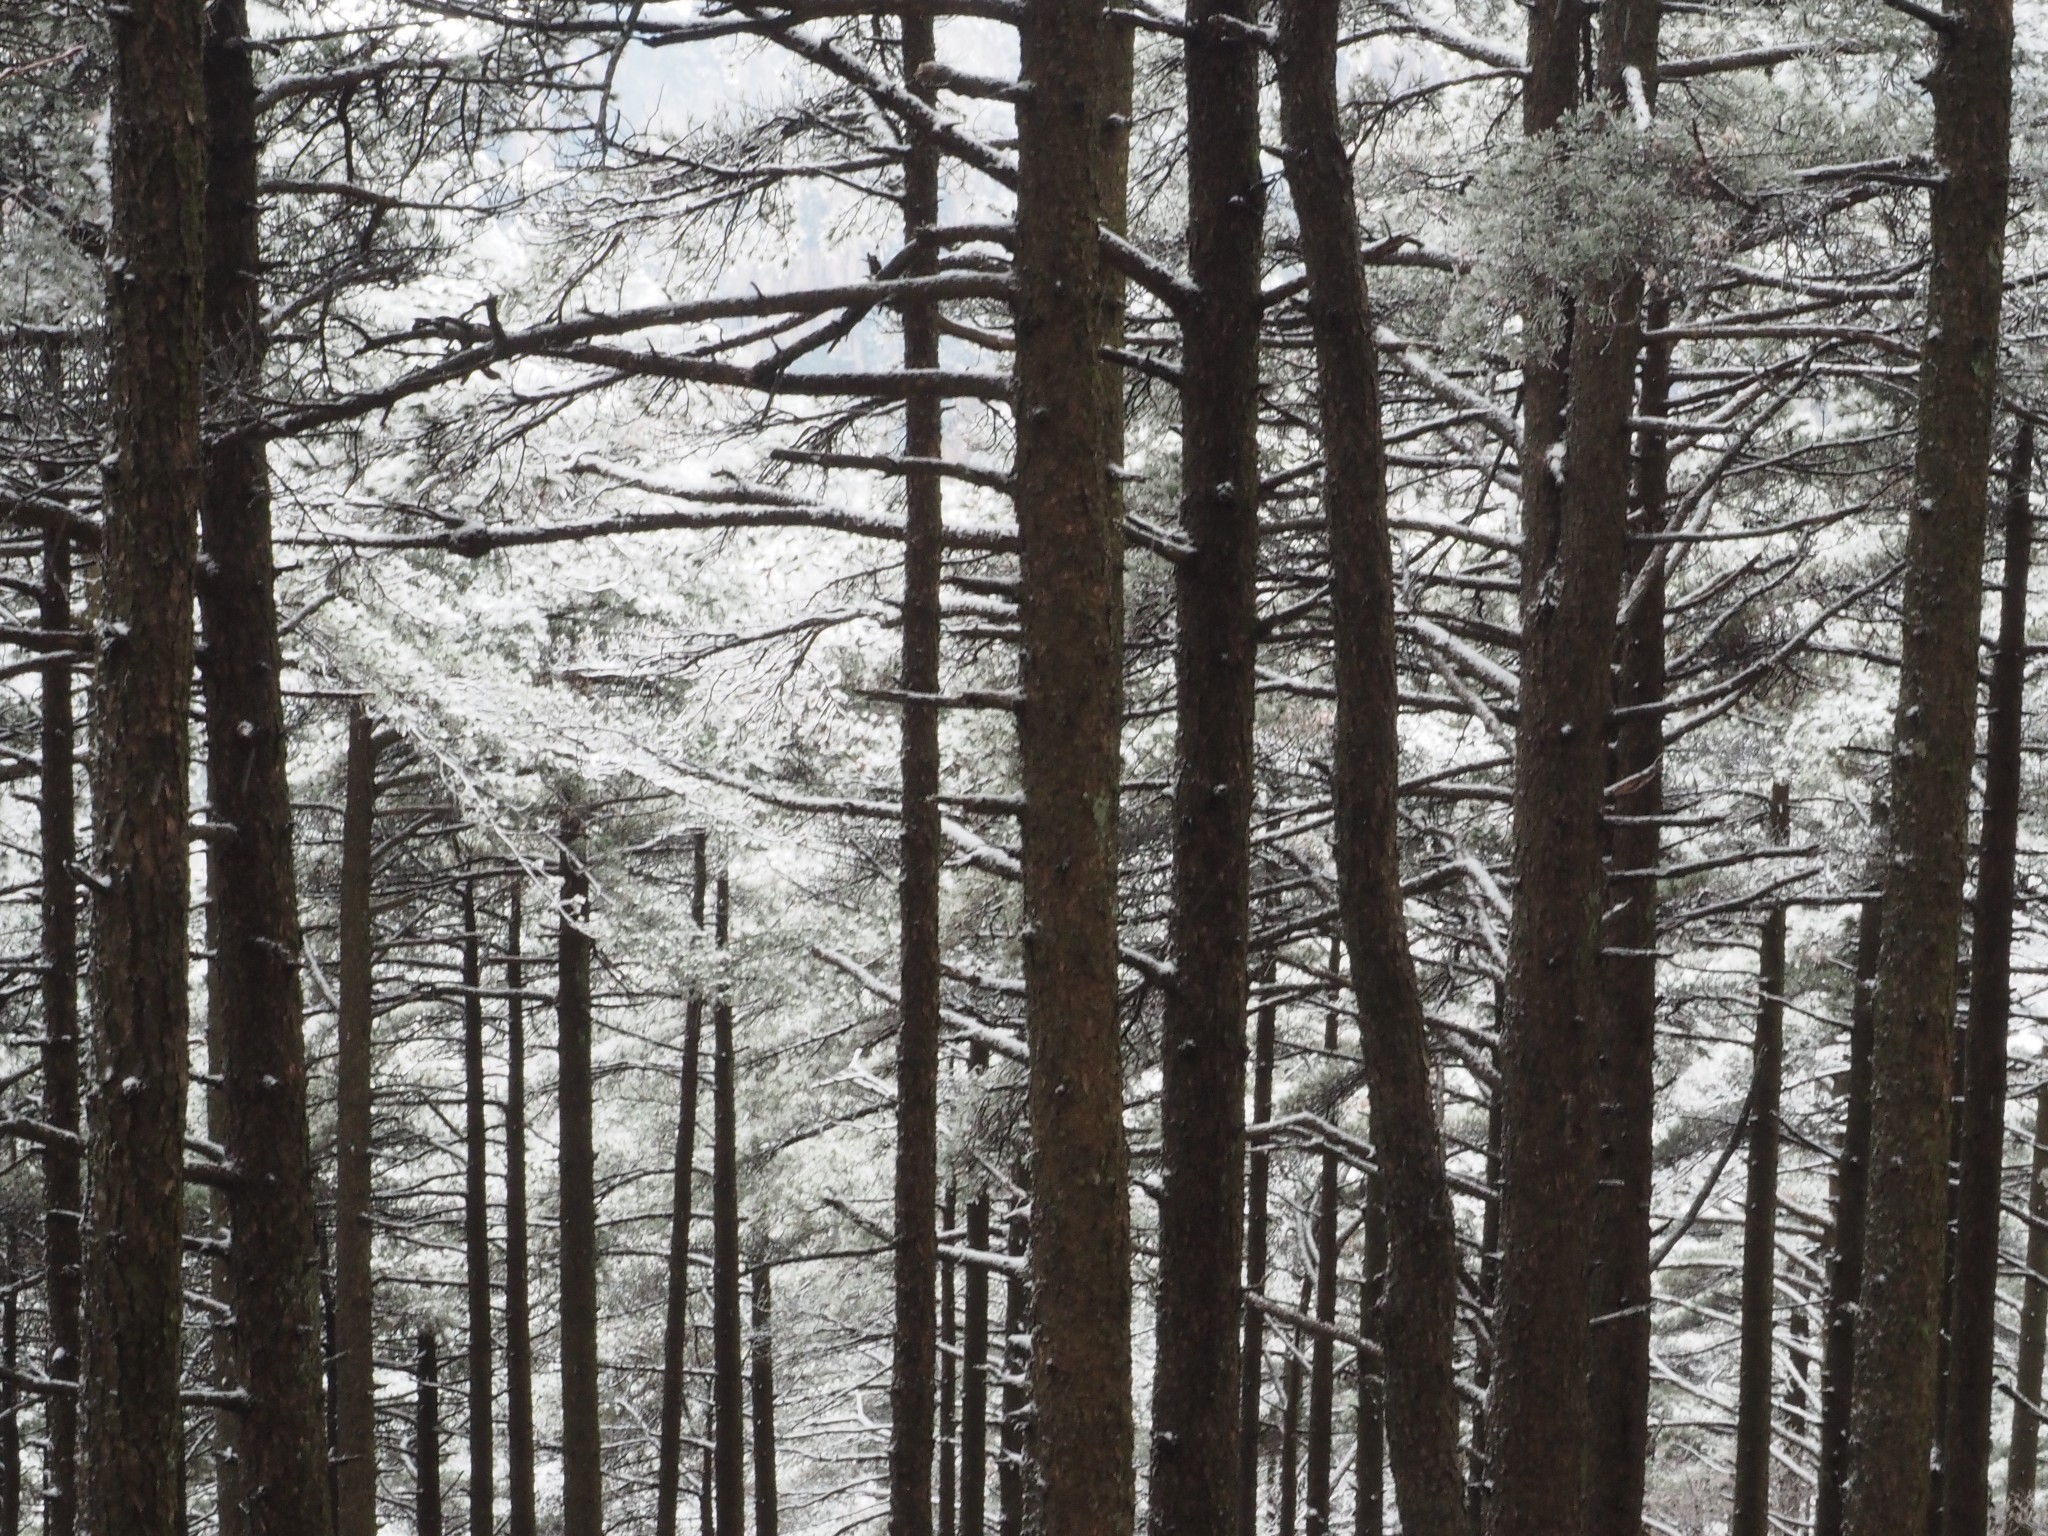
[
  {"left": 962, "top": 1194, "right": 990, "bottom": 1536},
  {"left": 997, "top": 1202, "right": 1026, "bottom": 1536},
  {"left": 418, "top": 1329, "right": 443, "bottom": 1536},
  {"left": 941, "top": 1186, "right": 957, "bottom": 1536},
  {"left": 1272, "top": 0, "right": 1463, "bottom": 1526},
  {"left": 504, "top": 881, "right": 538, "bottom": 1536},
  {"left": 81, "top": 0, "right": 205, "bottom": 1525},
  {"left": 2005, "top": 1080, "right": 2048, "bottom": 1535},
  {"left": 558, "top": 824, "right": 603, "bottom": 1536},
  {"left": 1238, "top": 980, "right": 1277, "bottom": 1536},
  {"left": 1305, "top": 1085, "right": 1341, "bottom": 1536},
  {"left": 1732, "top": 785, "right": 1791, "bottom": 1536},
  {"left": 1842, "top": 0, "right": 2015, "bottom": 1526},
  {"left": 713, "top": 874, "right": 745, "bottom": 1536},
  {"left": 333, "top": 710, "right": 381, "bottom": 1536},
  {"left": 460, "top": 881, "right": 494, "bottom": 1536},
  {"left": 1359, "top": 1178, "right": 1387, "bottom": 1536},
  {"left": 1940, "top": 421, "right": 2035, "bottom": 1536},
  {"left": 657, "top": 835, "right": 709, "bottom": 1536},
  {"left": 751, "top": 1267, "right": 778, "bottom": 1536}
]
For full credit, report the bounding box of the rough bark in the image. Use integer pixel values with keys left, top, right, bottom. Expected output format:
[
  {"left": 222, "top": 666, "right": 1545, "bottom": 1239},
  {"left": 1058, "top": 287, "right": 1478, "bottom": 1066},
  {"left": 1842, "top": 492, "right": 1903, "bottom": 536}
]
[
  {"left": 1732, "top": 785, "right": 1791, "bottom": 1536},
  {"left": 1939, "top": 422, "right": 2034, "bottom": 1536},
  {"left": 1585, "top": 303, "right": 1670, "bottom": 1536},
  {"left": 82, "top": 0, "right": 205, "bottom": 1524},
  {"left": 333, "top": 710, "right": 380, "bottom": 1536},
  {"left": 1841, "top": 0, "right": 2014, "bottom": 1528},
  {"left": 712, "top": 876, "right": 745, "bottom": 1536},
  {"left": 1013, "top": 0, "right": 1133, "bottom": 1516},
  {"left": 1238, "top": 981, "right": 1277, "bottom": 1536},
  {"left": 417, "top": 1330, "right": 443, "bottom": 1536},
  {"left": 558, "top": 830, "right": 603, "bottom": 1536},
  {"left": 460, "top": 882, "right": 494, "bottom": 1536},
  {"left": 657, "top": 835, "right": 709, "bottom": 1536},
  {"left": 1817, "top": 872, "right": 1885, "bottom": 1536},
  {"left": 37, "top": 522, "right": 79, "bottom": 1536},
  {"left": 891, "top": 13, "right": 945, "bottom": 1531},
  {"left": 504, "top": 882, "right": 538, "bottom": 1536},
  {"left": 2004, "top": 1082, "right": 2048, "bottom": 1536},
  {"left": 751, "top": 1268, "right": 778, "bottom": 1536},
  {"left": 1148, "top": 0, "right": 1264, "bottom": 1521},
  {"left": 1272, "top": 2, "right": 1465, "bottom": 1530}
]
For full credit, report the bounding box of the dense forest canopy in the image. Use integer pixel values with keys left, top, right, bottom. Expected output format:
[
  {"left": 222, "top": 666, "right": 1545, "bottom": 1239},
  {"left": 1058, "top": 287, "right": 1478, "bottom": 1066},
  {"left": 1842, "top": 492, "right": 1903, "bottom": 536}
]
[{"left": 0, "top": 0, "right": 2044, "bottom": 1534}]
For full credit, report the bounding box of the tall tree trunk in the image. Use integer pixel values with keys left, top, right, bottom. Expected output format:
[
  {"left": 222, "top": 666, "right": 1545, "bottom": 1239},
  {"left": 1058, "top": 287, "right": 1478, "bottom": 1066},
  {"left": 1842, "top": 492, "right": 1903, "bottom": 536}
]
[
  {"left": 198, "top": 2, "right": 332, "bottom": 1526},
  {"left": 2004, "top": 1081, "right": 2048, "bottom": 1536},
  {"left": 38, "top": 520, "right": 79, "bottom": 1536},
  {"left": 504, "top": 881, "right": 538, "bottom": 1536},
  {"left": 1467, "top": 1079, "right": 1503, "bottom": 1536},
  {"left": 418, "top": 1330, "right": 443, "bottom": 1536},
  {"left": 1358, "top": 1175, "right": 1387, "bottom": 1536},
  {"left": 941, "top": 1186, "right": 957, "bottom": 1536},
  {"left": 333, "top": 711, "right": 381, "bottom": 1536},
  {"left": 1306, "top": 1014, "right": 1342, "bottom": 1536},
  {"left": 997, "top": 1202, "right": 1026, "bottom": 1536},
  {"left": 558, "top": 829, "right": 603, "bottom": 1536},
  {"left": 1585, "top": 302, "right": 1671, "bottom": 1536},
  {"left": 1817, "top": 871, "right": 1885, "bottom": 1536},
  {"left": 962, "top": 1193, "right": 991, "bottom": 1536},
  {"left": 1732, "top": 785, "right": 1792, "bottom": 1536},
  {"left": 1280, "top": 1280, "right": 1306, "bottom": 1536},
  {"left": 82, "top": 0, "right": 204, "bottom": 1525},
  {"left": 751, "top": 1268, "right": 778, "bottom": 1536},
  {"left": 1940, "top": 422, "right": 2035, "bottom": 1536},
  {"left": 204, "top": 891, "right": 246, "bottom": 1536},
  {"left": 891, "top": 12, "right": 944, "bottom": 1536},
  {"left": 1842, "top": 0, "right": 2015, "bottom": 1527},
  {"left": 1238, "top": 980, "right": 1277, "bottom": 1536},
  {"left": 460, "top": 881, "right": 494, "bottom": 1536},
  {"left": 658, "top": 835, "right": 710, "bottom": 1536},
  {"left": 1149, "top": 0, "right": 1264, "bottom": 1522},
  {"left": 1271, "top": 2, "right": 1463, "bottom": 1529},
  {"left": 3, "top": 1231, "right": 20, "bottom": 1536},
  {"left": 1013, "top": 0, "right": 1133, "bottom": 1511},
  {"left": 712, "top": 876, "right": 745, "bottom": 1536}
]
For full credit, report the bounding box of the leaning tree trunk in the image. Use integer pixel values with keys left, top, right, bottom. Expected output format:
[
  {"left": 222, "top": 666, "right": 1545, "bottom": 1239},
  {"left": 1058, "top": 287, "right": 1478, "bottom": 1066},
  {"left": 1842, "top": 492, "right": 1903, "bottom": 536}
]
[
  {"left": 1817, "top": 860, "right": 1885, "bottom": 1536},
  {"left": 1012, "top": 0, "right": 1133, "bottom": 1517},
  {"left": 1732, "top": 786, "right": 1792, "bottom": 1536},
  {"left": 712, "top": 876, "right": 745, "bottom": 1536},
  {"left": 81, "top": 0, "right": 205, "bottom": 1526},
  {"left": 1939, "top": 422, "right": 2035, "bottom": 1536},
  {"left": 656, "top": 836, "right": 709, "bottom": 1536},
  {"left": 751, "top": 1268, "right": 779, "bottom": 1536},
  {"left": 1585, "top": 302, "right": 1671, "bottom": 1536},
  {"left": 37, "top": 520, "right": 80, "bottom": 1536},
  {"left": 1272, "top": 1, "right": 1464, "bottom": 1529},
  {"left": 557, "top": 830, "right": 603, "bottom": 1536},
  {"left": 1148, "top": 0, "right": 1265, "bottom": 1520},
  {"left": 197, "top": 2, "right": 333, "bottom": 1527},
  {"left": 460, "top": 881, "right": 494, "bottom": 1536},
  {"left": 890, "top": 13, "right": 945, "bottom": 1536},
  {"left": 1842, "top": 0, "right": 2015, "bottom": 1530},
  {"left": 333, "top": 711, "right": 381, "bottom": 1536},
  {"left": 2005, "top": 1080, "right": 2048, "bottom": 1536},
  {"left": 504, "top": 882, "right": 538, "bottom": 1536}
]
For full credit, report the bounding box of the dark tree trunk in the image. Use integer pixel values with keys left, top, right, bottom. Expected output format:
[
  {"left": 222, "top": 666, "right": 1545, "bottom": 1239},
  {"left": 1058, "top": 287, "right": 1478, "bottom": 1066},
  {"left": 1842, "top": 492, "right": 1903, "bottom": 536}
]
[
  {"left": 417, "top": 1331, "right": 443, "bottom": 1536},
  {"left": 1358, "top": 1177, "right": 1387, "bottom": 1536},
  {"left": 1467, "top": 1080, "right": 1503, "bottom": 1536},
  {"left": 3, "top": 1232, "right": 19, "bottom": 1536},
  {"left": 1271, "top": 2, "right": 1464, "bottom": 1529},
  {"left": 1280, "top": 1280, "right": 1306, "bottom": 1536},
  {"left": 504, "top": 882, "right": 538, "bottom": 1536},
  {"left": 1585, "top": 302, "right": 1671, "bottom": 1536},
  {"left": 1842, "top": 0, "right": 2015, "bottom": 1528},
  {"left": 459, "top": 882, "right": 494, "bottom": 1536},
  {"left": 1306, "top": 1026, "right": 1341, "bottom": 1536},
  {"left": 712, "top": 876, "right": 745, "bottom": 1536},
  {"left": 751, "top": 1268, "right": 778, "bottom": 1536},
  {"left": 38, "top": 521, "right": 79, "bottom": 1536},
  {"left": 81, "top": 0, "right": 204, "bottom": 1526},
  {"left": 1817, "top": 874, "right": 1885, "bottom": 1536},
  {"left": 334, "top": 711, "right": 381, "bottom": 1536},
  {"left": 700, "top": 1448, "right": 713, "bottom": 1536},
  {"left": 1013, "top": 0, "right": 1133, "bottom": 1508},
  {"left": 997, "top": 1203, "right": 1026, "bottom": 1536},
  {"left": 1238, "top": 981, "right": 1277, "bottom": 1536},
  {"left": 891, "top": 12, "right": 944, "bottom": 1536},
  {"left": 1732, "top": 786, "right": 1792, "bottom": 1536},
  {"left": 1940, "top": 423, "right": 2034, "bottom": 1536},
  {"left": 558, "top": 831, "right": 603, "bottom": 1536},
  {"left": 1149, "top": 0, "right": 1264, "bottom": 1521},
  {"left": 204, "top": 902, "right": 245, "bottom": 1536},
  {"left": 198, "top": 2, "right": 332, "bottom": 1527},
  {"left": 658, "top": 836, "right": 709, "bottom": 1536},
  {"left": 962, "top": 1195, "right": 990, "bottom": 1536},
  {"left": 941, "top": 1186, "right": 957, "bottom": 1536},
  {"left": 2005, "top": 1081, "right": 2048, "bottom": 1535}
]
